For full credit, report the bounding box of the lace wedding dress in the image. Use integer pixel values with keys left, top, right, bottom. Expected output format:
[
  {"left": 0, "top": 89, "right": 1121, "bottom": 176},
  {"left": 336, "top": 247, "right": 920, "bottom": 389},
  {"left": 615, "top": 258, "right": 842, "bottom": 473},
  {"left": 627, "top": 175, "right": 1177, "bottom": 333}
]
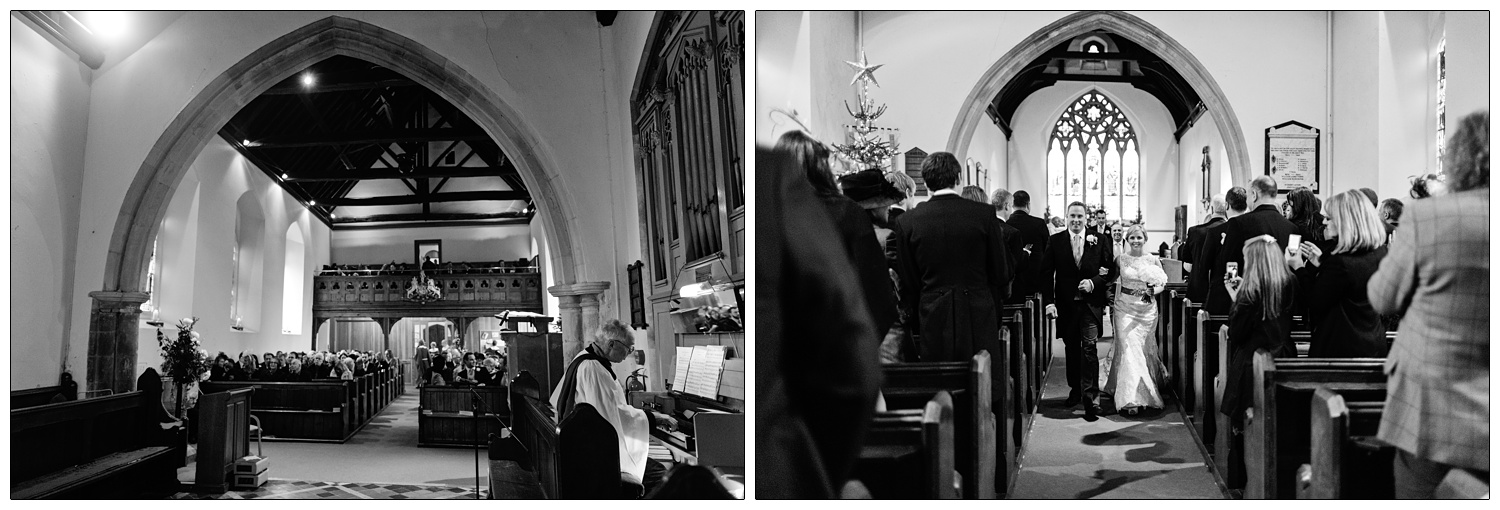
[{"left": 1104, "top": 252, "right": 1166, "bottom": 411}]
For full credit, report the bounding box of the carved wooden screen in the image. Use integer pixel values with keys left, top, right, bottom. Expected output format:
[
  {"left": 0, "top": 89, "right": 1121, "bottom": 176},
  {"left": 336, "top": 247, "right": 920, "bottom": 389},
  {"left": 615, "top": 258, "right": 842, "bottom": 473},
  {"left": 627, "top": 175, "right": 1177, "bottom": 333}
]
[{"left": 632, "top": 11, "right": 745, "bottom": 286}]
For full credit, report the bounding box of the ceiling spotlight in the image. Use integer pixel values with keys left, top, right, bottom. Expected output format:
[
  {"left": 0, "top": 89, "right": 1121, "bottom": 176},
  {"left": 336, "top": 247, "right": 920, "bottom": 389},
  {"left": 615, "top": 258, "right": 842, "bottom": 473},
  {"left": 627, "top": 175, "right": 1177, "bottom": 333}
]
[
  {"left": 330, "top": 213, "right": 336, "bottom": 219},
  {"left": 309, "top": 200, "right": 316, "bottom": 206},
  {"left": 242, "top": 139, "right": 251, "bottom": 146},
  {"left": 280, "top": 173, "right": 288, "bottom": 180},
  {"left": 301, "top": 73, "right": 315, "bottom": 87}
]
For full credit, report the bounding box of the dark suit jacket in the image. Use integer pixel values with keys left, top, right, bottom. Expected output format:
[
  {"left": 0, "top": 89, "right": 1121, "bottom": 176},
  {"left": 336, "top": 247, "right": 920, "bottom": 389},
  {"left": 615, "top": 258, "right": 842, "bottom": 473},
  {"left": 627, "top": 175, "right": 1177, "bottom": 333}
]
[
  {"left": 1208, "top": 204, "right": 1298, "bottom": 315},
  {"left": 1007, "top": 210, "right": 1050, "bottom": 298},
  {"left": 1039, "top": 230, "right": 1118, "bottom": 316},
  {"left": 1297, "top": 245, "right": 1390, "bottom": 358},
  {"left": 1185, "top": 217, "right": 1226, "bottom": 267},
  {"left": 817, "top": 193, "right": 897, "bottom": 338},
  {"left": 997, "top": 220, "right": 1025, "bottom": 300},
  {"left": 1188, "top": 219, "right": 1232, "bottom": 307},
  {"left": 757, "top": 147, "right": 880, "bottom": 498},
  {"left": 892, "top": 194, "right": 1012, "bottom": 364}
]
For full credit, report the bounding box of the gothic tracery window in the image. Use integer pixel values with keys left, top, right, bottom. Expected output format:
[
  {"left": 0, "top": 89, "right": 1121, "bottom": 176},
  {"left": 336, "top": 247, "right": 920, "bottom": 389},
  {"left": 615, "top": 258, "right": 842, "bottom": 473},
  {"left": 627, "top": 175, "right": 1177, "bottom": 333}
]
[{"left": 1047, "top": 91, "right": 1140, "bottom": 221}]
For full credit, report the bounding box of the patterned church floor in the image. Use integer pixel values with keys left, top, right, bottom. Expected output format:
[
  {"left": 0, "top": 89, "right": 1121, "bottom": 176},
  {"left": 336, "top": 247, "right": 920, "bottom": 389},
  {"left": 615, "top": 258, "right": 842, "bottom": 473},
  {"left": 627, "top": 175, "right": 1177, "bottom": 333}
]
[
  {"left": 172, "top": 390, "right": 543, "bottom": 499},
  {"left": 1008, "top": 335, "right": 1227, "bottom": 499},
  {"left": 171, "top": 479, "right": 486, "bottom": 499}
]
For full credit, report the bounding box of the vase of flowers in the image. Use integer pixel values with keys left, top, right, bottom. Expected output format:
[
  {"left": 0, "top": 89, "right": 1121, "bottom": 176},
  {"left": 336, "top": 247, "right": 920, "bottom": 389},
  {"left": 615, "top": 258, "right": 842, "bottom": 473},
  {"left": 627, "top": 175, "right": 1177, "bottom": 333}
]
[{"left": 158, "top": 317, "right": 212, "bottom": 420}]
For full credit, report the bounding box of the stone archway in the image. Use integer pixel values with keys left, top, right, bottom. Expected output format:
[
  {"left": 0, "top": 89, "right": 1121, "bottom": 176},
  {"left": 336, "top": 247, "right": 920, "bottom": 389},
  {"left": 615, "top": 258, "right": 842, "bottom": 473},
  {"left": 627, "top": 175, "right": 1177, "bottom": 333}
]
[
  {"left": 88, "top": 16, "right": 596, "bottom": 392},
  {"left": 947, "top": 10, "right": 1251, "bottom": 188}
]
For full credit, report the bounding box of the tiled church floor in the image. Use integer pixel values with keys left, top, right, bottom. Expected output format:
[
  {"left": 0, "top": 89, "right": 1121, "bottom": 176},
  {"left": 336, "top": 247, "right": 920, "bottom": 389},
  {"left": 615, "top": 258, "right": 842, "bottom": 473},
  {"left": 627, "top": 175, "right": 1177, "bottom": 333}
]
[{"left": 172, "top": 479, "right": 486, "bottom": 499}]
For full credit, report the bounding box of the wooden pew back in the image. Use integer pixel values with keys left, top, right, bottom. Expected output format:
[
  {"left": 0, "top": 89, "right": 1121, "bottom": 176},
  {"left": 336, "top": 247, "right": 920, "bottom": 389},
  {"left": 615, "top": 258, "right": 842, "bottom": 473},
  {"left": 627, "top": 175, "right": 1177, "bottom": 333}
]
[
  {"left": 1246, "top": 351, "right": 1384, "bottom": 499},
  {"left": 201, "top": 380, "right": 355, "bottom": 441},
  {"left": 856, "top": 391, "right": 957, "bottom": 499},
  {"left": 11, "top": 391, "right": 154, "bottom": 483},
  {"left": 880, "top": 352, "right": 994, "bottom": 499},
  {"left": 1193, "top": 311, "right": 1228, "bottom": 454},
  {"left": 195, "top": 387, "right": 254, "bottom": 493},
  {"left": 1298, "top": 386, "right": 1392, "bottom": 499}
]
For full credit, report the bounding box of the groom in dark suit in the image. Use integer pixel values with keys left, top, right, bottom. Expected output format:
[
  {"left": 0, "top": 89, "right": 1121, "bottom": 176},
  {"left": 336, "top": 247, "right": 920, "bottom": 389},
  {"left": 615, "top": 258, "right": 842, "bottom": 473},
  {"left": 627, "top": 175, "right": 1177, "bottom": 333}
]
[{"left": 1040, "top": 202, "right": 1119, "bottom": 419}]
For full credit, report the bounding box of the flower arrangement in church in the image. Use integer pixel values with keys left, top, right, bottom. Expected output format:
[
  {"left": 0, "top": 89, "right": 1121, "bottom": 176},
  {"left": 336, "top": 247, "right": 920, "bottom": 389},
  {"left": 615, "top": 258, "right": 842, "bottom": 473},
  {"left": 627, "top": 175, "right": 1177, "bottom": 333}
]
[
  {"left": 158, "top": 317, "right": 213, "bottom": 384},
  {"left": 406, "top": 271, "right": 442, "bottom": 303}
]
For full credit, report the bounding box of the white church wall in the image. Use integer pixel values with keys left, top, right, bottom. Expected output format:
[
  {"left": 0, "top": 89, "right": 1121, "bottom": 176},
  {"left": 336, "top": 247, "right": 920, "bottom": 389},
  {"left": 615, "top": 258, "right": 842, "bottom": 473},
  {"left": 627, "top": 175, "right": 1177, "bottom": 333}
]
[
  {"left": 329, "top": 225, "right": 533, "bottom": 267},
  {"left": 10, "top": 16, "right": 95, "bottom": 389},
  {"left": 610, "top": 10, "right": 654, "bottom": 356},
  {"left": 967, "top": 118, "right": 1008, "bottom": 194},
  {"left": 1443, "top": 11, "right": 1488, "bottom": 143},
  {"left": 1374, "top": 12, "right": 1433, "bottom": 200},
  {"left": 61, "top": 12, "right": 654, "bottom": 391},
  {"left": 1009, "top": 82, "right": 1179, "bottom": 235},
  {"left": 135, "top": 137, "right": 332, "bottom": 375},
  {"left": 1331, "top": 11, "right": 1381, "bottom": 199},
  {"left": 755, "top": 11, "right": 813, "bottom": 145},
  {"left": 1178, "top": 117, "right": 1230, "bottom": 224}
]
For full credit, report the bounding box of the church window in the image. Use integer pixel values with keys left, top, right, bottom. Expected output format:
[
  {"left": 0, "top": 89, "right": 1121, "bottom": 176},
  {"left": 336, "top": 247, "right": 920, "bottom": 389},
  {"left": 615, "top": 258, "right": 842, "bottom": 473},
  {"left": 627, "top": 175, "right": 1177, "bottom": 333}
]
[
  {"left": 1435, "top": 36, "right": 1446, "bottom": 175},
  {"left": 1046, "top": 91, "right": 1139, "bottom": 221},
  {"left": 281, "top": 223, "right": 304, "bottom": 335}
]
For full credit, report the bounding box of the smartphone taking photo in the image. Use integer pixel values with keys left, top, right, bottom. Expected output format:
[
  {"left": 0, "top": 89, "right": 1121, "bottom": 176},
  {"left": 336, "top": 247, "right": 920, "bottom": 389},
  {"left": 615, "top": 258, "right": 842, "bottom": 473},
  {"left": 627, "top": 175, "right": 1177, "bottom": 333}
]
[{"left": 1287, "top": 234, "right": 1302, "bottom": 260}]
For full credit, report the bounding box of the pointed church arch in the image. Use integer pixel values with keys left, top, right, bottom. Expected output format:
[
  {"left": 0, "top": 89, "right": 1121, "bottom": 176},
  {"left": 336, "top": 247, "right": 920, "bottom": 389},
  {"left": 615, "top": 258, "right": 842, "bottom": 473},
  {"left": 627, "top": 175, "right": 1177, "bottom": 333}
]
[
  {"left": 90, "top": 15, "right": 580, "bottom": 392},
  {"left": 948, "top": 10, "right": 1251, "bottom": 188}
]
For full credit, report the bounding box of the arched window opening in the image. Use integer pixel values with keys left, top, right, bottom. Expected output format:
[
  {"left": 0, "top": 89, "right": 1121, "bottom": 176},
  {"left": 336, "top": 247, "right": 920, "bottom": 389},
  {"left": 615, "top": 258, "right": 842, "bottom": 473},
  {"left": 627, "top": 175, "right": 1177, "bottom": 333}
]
[
  {"left": 281, "top": 223, "right": 304, "bottom": 335},
  {"left": 1046, "top": 91, "right": 1140, "bottom": 222},
  {"left": 1436, "top": 36, "right": 1446, "bottom": 175}
]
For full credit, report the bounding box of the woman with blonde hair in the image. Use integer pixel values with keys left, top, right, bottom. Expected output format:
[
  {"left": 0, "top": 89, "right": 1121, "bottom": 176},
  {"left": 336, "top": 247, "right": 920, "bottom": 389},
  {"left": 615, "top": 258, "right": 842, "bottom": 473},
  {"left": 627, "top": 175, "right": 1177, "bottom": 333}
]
[
  {"left": 1219, "top": 235, "right": 1299, "bottom": 491},
  {"left": 1289, "top": 189, "right": 1390, "bottom": 357}
]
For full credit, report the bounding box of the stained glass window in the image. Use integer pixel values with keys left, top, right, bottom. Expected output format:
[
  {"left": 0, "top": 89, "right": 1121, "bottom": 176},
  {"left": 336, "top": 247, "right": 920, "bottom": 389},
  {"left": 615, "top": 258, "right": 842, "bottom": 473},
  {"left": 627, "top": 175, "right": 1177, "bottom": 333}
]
[
  {"left": 1046, "top": 91, "right": 1139, "bottom": 221},
  {"left": 1436, "top": 36, "right": 1446, "bottom": 175}
]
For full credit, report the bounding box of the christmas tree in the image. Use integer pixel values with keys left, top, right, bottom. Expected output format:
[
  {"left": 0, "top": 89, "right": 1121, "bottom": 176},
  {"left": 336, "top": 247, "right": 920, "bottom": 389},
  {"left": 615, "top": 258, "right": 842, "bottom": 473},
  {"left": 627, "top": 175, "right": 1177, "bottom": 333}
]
[{"left": 832, "top": 52, "right": 899, "bottom": 174}]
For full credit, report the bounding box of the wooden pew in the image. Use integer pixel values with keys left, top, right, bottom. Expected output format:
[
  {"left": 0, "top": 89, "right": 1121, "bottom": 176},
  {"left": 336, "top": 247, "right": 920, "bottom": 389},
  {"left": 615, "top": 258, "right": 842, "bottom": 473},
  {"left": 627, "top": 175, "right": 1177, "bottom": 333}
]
[
  {"left": 1296, "top": 386, "right": 1392, "bottom": 499},
  {"left": 509, "top": 371, "right": 623, "bottom": 499},
  {"left": 11, "top": 371, "right": 182, "bottom": 499},
  {"left": 195, "top": 387, "right": 255, "bottom": 493},
  {"left": 1192, "top": 311, "right": 1228, "bottom": 456},
  {"left": 1245, "top": 351, "right": 1384, "bottom": 499},
  {"left": 1175, "top": 298, "right": 1202, "bottom": 411},
  {"left": 854, "top": 391, "right": 958, "bottom": 499},
  {"left": 12, "top": 382, "right": 77, "bottom": 410},
  {"left": 880, "top": 352, "right": 994, "bottom": 499},
  {"left": 418, "top": 384, "right": 510, "bottom": 447},
  {"left": 1001, "top": 307, "right": 1030, "bottom": 450},
  {"left": 200, "top": 380, "right": 387, "bottom": 442}
]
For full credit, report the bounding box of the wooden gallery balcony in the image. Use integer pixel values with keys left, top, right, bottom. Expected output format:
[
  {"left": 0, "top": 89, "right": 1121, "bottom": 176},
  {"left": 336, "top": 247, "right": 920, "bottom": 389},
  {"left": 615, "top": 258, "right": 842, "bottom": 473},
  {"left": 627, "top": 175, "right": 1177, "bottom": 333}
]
[{"left": 312, "top": 264, "right": 544, "bottom": 335}]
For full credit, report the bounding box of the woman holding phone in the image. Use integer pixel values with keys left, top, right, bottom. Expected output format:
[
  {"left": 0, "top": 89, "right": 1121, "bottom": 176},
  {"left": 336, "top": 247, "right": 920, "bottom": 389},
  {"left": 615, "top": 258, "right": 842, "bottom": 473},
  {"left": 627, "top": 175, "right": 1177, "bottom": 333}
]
[
  {"left": 1288, "top": 190, "right": 1391, "bottom": 357},
  {"left": 1219, "top": 235, "right": 1299, "bottom": 491}
]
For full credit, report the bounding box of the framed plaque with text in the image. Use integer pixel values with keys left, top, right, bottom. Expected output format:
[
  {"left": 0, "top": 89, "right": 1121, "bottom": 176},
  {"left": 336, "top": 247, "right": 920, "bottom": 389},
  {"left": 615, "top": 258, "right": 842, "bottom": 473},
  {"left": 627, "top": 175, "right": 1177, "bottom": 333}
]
[{"left": 1265, "top": 121, "right": 1320, "bottom": 193}]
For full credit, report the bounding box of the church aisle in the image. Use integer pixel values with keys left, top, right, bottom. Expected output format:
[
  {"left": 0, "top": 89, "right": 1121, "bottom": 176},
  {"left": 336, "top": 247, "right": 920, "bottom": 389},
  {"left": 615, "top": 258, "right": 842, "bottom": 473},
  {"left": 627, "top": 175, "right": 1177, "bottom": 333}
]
[
  {"left": 251, "top": 392, "right": 495, "bottom": 487},
  {"left": 1009, "top": 335, "right": 1225, "bottom": 499}
]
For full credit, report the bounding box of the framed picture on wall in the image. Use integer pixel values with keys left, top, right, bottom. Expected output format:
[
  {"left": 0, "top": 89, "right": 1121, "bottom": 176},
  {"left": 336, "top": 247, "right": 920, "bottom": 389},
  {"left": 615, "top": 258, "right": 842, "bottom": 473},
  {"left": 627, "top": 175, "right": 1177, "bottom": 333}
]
[
  {"left": 415, "top": 239, "right": 442, "bottom": 266},
  {"left": 1265, "top": 121, "right": 1320, "bottom": 193}
]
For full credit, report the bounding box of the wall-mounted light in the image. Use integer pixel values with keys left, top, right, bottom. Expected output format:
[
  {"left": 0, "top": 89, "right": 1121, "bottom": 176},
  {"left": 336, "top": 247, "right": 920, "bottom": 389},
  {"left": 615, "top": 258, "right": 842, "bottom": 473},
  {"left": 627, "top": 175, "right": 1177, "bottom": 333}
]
[{"left": 301, "top": 73, "right": 316, "bottom": 88}]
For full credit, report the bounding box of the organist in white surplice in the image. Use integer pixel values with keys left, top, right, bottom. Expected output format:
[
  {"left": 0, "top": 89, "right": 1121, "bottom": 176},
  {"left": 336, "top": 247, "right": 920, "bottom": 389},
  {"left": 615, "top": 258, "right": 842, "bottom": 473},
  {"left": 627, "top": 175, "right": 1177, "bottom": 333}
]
[{"left": 550, "top": 319, "right": 675, "bottom": 494}]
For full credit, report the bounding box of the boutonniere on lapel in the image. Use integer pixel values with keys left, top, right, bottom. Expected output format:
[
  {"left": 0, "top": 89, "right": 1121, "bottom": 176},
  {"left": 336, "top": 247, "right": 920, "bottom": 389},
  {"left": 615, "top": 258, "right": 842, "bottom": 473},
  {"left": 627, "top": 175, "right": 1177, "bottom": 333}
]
[{"left": 1085, "top": 234, "right": 1097, "bottom": 245}]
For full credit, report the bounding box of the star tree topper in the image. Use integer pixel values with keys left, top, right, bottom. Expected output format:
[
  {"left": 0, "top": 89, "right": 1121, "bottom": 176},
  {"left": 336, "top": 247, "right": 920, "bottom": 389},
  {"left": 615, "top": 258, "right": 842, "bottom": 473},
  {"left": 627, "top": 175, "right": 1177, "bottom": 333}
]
[{"left": 845, "top": 51, "right": 884, "bottom": 87}]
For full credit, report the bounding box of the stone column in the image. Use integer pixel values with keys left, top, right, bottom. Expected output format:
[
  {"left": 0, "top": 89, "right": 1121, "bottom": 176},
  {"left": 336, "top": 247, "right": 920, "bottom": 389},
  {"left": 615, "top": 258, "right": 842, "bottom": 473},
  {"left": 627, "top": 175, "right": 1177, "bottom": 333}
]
[
  {"left": 87, "top": 291, "right": 150, "bottom": 395},
  {"left": 548, "top": 282, "right": 612, "bottom": 361}
]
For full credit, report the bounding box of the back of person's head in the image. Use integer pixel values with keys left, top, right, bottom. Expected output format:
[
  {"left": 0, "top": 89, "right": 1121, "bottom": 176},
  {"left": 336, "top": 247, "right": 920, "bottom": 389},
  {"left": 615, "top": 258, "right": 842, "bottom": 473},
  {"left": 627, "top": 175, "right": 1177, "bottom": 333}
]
[
  {"left": 1379, "top": 198, "right": 1404, "bottom": 227},
  {"left": 774, "top": 130, "right": 839, "bottom": 196},
  {"left": 1445, "top": 109, "right": 1490, "bottom": 192},
  {"left": 885, "top": 170, "right": 916, "bottom": 204},
  {"left": 1249, "top": 176, "right": 1278, "bottom": 201},
  {"left": 1358, "top": 188, "right": 1379, "bottom": 206},
  {"left": 1328, "top": 190, "right": 1386, "bottom": 254},
  {"left": 1209, "top": 193, "right": 1228, "bottom": 216},
  {"left": 920, "top": 152, "right": 962, "bottom": 191},
  {"left": 1226, "top": 186, "right": 1250, "bottom": 214},
  {"left": 990, "top": 188, "right": 1012, "bottom": 212},
  {"left": 1239, "top": 235, "right": 1293, "bottom": 320},
  {"left": 961, "top": 185, "right": 987, "bottom": 203},
  {"left": 1285, "top": 188, "right": 1321, "bottom": 223},
  {"left": 1012, "top": 190, "right": 1031, "bottom": 209},
  {"left": 594, "top": 319, "right": 632, "bottom": 348}
]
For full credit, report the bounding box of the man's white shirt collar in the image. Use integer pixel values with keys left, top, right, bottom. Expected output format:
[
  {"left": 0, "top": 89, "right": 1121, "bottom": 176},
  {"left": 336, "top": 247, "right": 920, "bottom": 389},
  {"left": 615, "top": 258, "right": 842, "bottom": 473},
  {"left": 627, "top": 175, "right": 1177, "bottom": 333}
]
[{"left": 932, "top": 188, "right": 961, "bottom": 197}]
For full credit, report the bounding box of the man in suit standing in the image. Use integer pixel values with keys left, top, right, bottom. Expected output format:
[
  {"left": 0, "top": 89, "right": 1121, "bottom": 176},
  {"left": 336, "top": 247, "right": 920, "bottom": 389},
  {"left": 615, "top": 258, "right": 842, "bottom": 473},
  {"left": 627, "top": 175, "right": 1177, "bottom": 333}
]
[
  {"left": 1040, "top": 202, "right": 1118, "bottom": 420},
  {"left": 414, "top": 341, "right": 430, "bottom": 387},
  {"left": 990, "top": 188, "right": 1028, "bottom": 304},
  {"left": 1185, "top": 193, "right": 1228, "bottom": 272},
  {"left": 1208, "top": 176, "right": 1298, "bottom": 315},
  {"left": 1367, "top": 110, "right": 1488, "bottom": 498},
  {"left": 892, "top": 152, "right": 1012, "bottom": 371},
  {"left": 1188, "top": 187, "right": 1247, "bottom": 307},
  {"left": 1007, "top": 190, "right": 1050, "bottom": 303}
]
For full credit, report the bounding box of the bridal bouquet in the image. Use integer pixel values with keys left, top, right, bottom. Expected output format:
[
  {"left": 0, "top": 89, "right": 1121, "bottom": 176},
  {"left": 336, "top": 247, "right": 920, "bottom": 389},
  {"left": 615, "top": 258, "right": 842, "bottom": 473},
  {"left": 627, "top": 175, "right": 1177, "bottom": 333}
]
[{"left": 1138, "top": 264, "right": 1169, "bottom": 300}]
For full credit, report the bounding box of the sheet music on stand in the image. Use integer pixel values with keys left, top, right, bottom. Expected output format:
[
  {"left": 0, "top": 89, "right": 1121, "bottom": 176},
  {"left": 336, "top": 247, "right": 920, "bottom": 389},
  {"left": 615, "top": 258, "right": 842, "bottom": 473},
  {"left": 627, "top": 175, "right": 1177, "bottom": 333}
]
[
  {"left": 683, "top": 345, "right": 728, "bottom": 399},
  {"left": 671, "top": 347, "right": 692, "bottom": 392}
]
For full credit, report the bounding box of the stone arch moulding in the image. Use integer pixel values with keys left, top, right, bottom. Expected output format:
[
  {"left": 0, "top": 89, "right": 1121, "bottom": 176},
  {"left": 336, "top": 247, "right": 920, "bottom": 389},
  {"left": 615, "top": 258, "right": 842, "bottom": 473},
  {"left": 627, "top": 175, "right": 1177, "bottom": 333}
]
[
  {"left": 92, "top": 15, "right": 582, "bottom": 392},
  {"left": 948, "top": 10, "right": 1251, "bottom": 188}
]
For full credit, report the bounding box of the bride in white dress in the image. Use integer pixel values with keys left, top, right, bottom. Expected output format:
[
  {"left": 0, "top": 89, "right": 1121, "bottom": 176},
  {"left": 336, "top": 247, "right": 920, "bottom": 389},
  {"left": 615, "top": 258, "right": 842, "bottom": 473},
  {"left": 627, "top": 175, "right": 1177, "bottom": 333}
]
[{"left": 1104, "top": 224, "right": 1167, "bottom": 416}]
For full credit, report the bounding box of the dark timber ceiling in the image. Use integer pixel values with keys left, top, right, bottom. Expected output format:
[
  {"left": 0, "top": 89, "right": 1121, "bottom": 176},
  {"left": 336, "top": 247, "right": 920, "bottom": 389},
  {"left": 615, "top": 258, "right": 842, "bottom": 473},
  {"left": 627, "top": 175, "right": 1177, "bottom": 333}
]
[
  {"left": 987, "top": 30, "right": 1206, "bottom": 140},
  {"left": 219, "top": 55, "right": 533, "bottom": 230}
]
